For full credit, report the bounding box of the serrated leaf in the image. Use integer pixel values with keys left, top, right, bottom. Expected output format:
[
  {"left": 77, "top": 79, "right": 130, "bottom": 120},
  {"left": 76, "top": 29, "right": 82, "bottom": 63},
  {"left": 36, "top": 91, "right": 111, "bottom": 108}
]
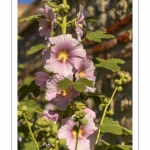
[
  {"left": 57, "top": 78, "right": 73, "bottom": 90},
  {"left": 46, "top": 2, "right": 61, "bottom": 9},
  {"left": 19, "top": 14, "right": 43, "bottom": 22},
  {"left": 106, "top": 145, "right": 132, "bottom": 150},
  {"left": 99, "top": 117, "right": 123, "bottom": 135},
  {"left": 27, "top": 44, "right": 48, "bottom": 55},
  {"left": 86, "top": 30, "right": 114, "bottom": 42},
  {"left": 94, "top": 58, "right": 125, "bottom": 72},
  {"left": 18, "top": 80, "right": 40, "bottom": 101},
  {"left": 73, "top": 78, "right": 94, "bottom": 92}
]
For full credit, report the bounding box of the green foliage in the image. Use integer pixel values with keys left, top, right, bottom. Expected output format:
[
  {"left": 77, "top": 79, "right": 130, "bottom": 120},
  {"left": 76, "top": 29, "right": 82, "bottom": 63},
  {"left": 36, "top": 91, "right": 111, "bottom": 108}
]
[
  {"left": 24, "top": 141, "right": 36, "bottom": 150},
  {"left": 86, "top": 30, "right": 114, "bottom": 42},
  {"left": 57, "top": 78, "right": 94, "bottom": 92},
  {"left": 24, "top": 77, "right": 35, "bottom": 85},
  {"left": 18, "top": 35, "right": 23, "bottom": 40},
  {"left": 46, "top": 2, "right": 61, "bottom": 9},
  {"left": 73, "top": 78, "right": 93, "bottom": 92},
  {"left": 27, "top": 44, "right": 48, "bottom": 55},
  {"left": 94, "top": 58, "right": 125, "bottom": 72},
  {"left": 99, "top": 117, "right": 123, "bottom": 135},
  {"left": 18, "top": 80, "right": 40, "bottom": 101},
  {"left": 19, "top": 14, "right": 43, "bottom": 22},
  {"left": 106, "top": 145, "right": 132, "bottom": 150},
  {"left": 57, "top": 78, "right": 73, "bottom": 90}
]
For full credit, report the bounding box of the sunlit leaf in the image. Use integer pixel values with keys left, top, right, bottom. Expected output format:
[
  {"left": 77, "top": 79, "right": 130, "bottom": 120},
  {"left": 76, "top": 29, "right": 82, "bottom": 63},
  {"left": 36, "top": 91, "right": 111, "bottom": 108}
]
[{"left": 19, "top": 14, "right": 43, "bottom": 22}]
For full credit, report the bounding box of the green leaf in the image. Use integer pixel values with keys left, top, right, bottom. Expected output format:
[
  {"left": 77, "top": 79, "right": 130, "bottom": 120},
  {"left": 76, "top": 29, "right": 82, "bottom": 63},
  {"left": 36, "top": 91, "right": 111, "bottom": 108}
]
[
  {"left": 57, "top": 78, "right": 73, "bottom": 90},
  {"left": 27, "top": 44, "right": 48, "bottom": 55},
  {"left": 86, "top": 30, "right": 115, "bottom": 42},
  {"left": 73, "top": 78, "right": 94, "bottom": 92},
  {"left": 94, "top": 58, "right": 125, "bottom": 72},
  {"left": 24, "top": 77, "right": 35, "bottom": 85},
  {"left": 18, "top": 80, "right": 40, "bottom": 101},
  {"left": 121, "top": 127, "right": 132, "bottom": 135},
  {"left": 19, "top": 14, "right": 43, "bottom": 22},
  {"left": 99, "top": 117, "right": 123, "bottom": 135},
  {"left": 46, "top": 2, "right": 61, "bottom": 9},
  {"left": 106, "top": 145, "right": 132, "bottom": 150},
  {"left": 24, "top": 141, "right": 36, "bottom": 150}
]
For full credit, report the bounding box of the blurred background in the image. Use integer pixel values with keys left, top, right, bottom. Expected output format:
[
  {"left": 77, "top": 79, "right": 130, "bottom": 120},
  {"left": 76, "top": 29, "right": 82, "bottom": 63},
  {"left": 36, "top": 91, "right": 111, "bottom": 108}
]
[{"left": 18, "top": 0, "right": 132, "bottom": 149}]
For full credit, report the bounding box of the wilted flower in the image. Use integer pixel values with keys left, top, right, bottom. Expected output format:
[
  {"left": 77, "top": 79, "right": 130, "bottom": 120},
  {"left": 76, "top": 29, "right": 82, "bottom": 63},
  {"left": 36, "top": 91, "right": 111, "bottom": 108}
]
[
  {"left": 41, "top": 110, "right": 59, "bottom": 123},
  {"left": 58, "top": 114, "right": 98, "bottom": 150},
  {"left": 35, "top": 71, "right": 49, "bottom": 90},
  {"left": 75, "top": 56, "right": 96, "bottom": 92},
  {"left": 42, "top": 34, "right": 86, "bottom": 77},
  {"left": 75, "top": 4, "right": 88, "bottom": 41},
  {"left": 45, "top": 74, "right": 79, "bottom": 109},
  {"left": 38, "top": 5, "right": 56, "bottom": 40}
]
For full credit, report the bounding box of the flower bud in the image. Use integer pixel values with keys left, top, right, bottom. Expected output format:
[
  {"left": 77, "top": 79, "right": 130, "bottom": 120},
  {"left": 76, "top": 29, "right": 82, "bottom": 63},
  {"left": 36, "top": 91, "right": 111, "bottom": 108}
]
[
  {"left": 104, "top": 98, "right": 109, "bottom": 104},
  {"left": 120, "top": 73, "right": 124, "bottom": 78},
  {"left": 79, "top": 118, "right": 88, "bottom": 125},
  {"left": 51, "top": 124, "right": 59, "bottom": 136},
  {"left": 56, "top": 17, "right": 62, "bottom": 22},
  {"left": 48, "top": 136, "right": 56, "bottom": 145},
  {"left": 22, "top": 105, "right": 27, "bottom": 112},
  {"left": 73, "top": 116, "right": 78, "bottom": 122},
  {"left": 122, "top": 78, "right": 127, "bottom": 83},
  {"left": 117, "top": 80, "right": 122, "bottom": 85},
  {"left": 117, "top": 86, "right": 123, "bottom": 91},
  {"left": 66, "top": 5, "right": 70, "bottom": 10},
  {"left": 115, "top": 79, "right": 119, "bottom": 84},
  {"left": 18, "top": 111, "right": 22, "bottom": 117},
  {"left": 124, "top": 74, "right": 129, "bottom": 79},
  {"left": 59, "top": 138, "right": 66, "bottom": 147},
  {"left": 45, "top": 127, "right": 51, "bottom": 133},
  {"left": 99, "top": 103, "right": 107, "bottom": 107},
  {"left": 107, "top": 110, "right": 114, "bottom": 116}
]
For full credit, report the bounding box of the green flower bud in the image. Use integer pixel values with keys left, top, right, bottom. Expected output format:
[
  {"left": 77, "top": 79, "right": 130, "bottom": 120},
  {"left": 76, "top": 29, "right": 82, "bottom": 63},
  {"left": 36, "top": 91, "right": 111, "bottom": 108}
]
[
  {"left": 117, "top": 86, "right": 123, "bottom": 91},
  {"left": 45, "top": 127, "right": 51, "bottom": 133},
  {"left": 51, "top": 124, "right": 59, "bottom": 136},
  {"left": 59, "top": 138, "right": 66, "bottom": 147},
  {"left": 66, "top": 5, "right": 70, "bottom": 10},
  {"left": 107, "top": 110, "right": 114, "bottom": 116},
  {"left": 104, "top": 98, "right": 109, "bottom": 104},
  {"left": 124, "top": 74, "right": 129, "bottom": 79},
  {"left": 122, "top": 78, "right": 127, "bottom": 83},
  {"left": 79, "top": 118, "right": 88, "bottom": 125},
  {"left": 120, "top": 73, "right": 124, "bottom": 78},
  {"left": 99, "top": 103, "right": 107, "bottom": 107},
  {"left": 22, "top": 105, "right": 27, "bottom": 112},
  {"left": 73, "top": 117, "right": 78, "bottom": 122},
  {"left": 18, "top": 111, "right": 22, "bottom": 117},
  {"left": 117, "top": 80, "right": 122, "bottom": 85},
  {"left": 115, "top": 79, "right": 119, "bottom": 84},
  {"left": 56, "top": 17, "right": 62, "bottom": 22},
  {"left": 45, "top": 132, "right": 51, "bottom": 137},
  {"left": 48, "top": 136, "right": 56, "bottom": 145}
]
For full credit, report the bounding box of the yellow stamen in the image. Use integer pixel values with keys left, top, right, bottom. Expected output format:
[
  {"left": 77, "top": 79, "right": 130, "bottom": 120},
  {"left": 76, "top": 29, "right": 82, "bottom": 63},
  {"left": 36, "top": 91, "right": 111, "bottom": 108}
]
[
  {"left": 57, "top": 50, "right": 69, "bottom": 63},
  {"left": 60, "top": 89, "right": 69, "bottom": 97},
  {"left": 78, "top": 71, "right": 86, "bottom": 78},
  {"left": 72, "top": 128, "right": 83, "bottom": 138},
  {"left": 78, "top": 23, "right": 83, "bottom": 28}
]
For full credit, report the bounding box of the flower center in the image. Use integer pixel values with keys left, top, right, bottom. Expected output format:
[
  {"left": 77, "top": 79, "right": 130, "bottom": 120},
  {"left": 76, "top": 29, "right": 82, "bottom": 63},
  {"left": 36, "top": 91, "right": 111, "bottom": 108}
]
[
  {"left": 78, "top": 71, "right": 86, "bottom": 78},
  {"left": 72, "top": 126, "right": 83, "bottom": 138},
  {"left": 45, "top": 20, "right": 51, "bottom": 28},
  {"left": 57, "top": 50, "right": 69, "bottom": 63},
  {"left": 78, "top": 23, "right": 83, "bottom": 28},
  {"left": 60, "top": 89, "right": 69, "bottom": 97}
]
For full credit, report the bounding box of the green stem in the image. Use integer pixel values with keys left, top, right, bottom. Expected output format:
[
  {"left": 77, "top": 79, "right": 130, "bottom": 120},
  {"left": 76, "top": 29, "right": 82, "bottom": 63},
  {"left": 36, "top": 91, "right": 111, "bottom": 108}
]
[
  {"left": 75, "top": 125, "right": 80, "bottom": 150},
  {"left": 95, "top": 87, "right": 118, "bottom": 145},
  {"left": 55, "top": 140, "right": 59, "bottom": 150},
  {"left": 61, "top": 0, "right": 67, "bottom": 34},
  {"left": 22, "top": 113, "right": 39, "bottom": 150}
]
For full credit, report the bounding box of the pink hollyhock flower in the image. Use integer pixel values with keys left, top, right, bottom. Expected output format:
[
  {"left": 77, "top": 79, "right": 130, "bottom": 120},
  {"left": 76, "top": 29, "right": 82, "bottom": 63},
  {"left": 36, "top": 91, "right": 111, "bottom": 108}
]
[
  {"left": 45, "top": 74, "right": 80, "bottom": 109},
  {"left": 35, "top": 71, "right": 49, "bottom": 90},
  {"left": 84, "top": 108, "right": 96, "bottom": 119},
  {"left": 75, "top": 56, "right": 96, "bottom": 92},
  {"left": 75, "top": 4, "right": 88, "bottom": 41},
  {"left": 38, "top": 5, "right": 56, "bottom": 40},
  {"left": 41, "top": 110, "right": 59, "bottom": 123},
  {"left": 58, "top": 114, "right": 98, "bottom": 150},
  {"left": 42, "top": 34, "right": 86, "bottom": 77}
]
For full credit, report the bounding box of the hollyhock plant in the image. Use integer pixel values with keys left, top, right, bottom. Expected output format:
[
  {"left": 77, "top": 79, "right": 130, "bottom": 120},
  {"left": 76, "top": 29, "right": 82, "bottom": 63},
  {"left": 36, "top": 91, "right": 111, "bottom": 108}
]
[
  {"left": 58, "top": 114, "right": 98, "bottom": 150},
  {"left": 41, "top": 110, "right": 59, "bottom": 123},
  {"left": 45, "top": 74, "right": 80, "bottom": 109},
  {"left": 75, "top": 56, "right": 96, "bottom": 92},
  {"left": 38, "top": 5, "right": 56, "bottom": 40},
  {"left": 42, "top": 34, "right": 86, "bottom": 77},
  {"left": 84, "top": 108, "right": 96, "bottom": 119},
  {"left": 35, "top": 71, "right": 49, "bottom": 90},
  {"left": 75, "top": 4, "right": 88, "bottom": 41}
]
